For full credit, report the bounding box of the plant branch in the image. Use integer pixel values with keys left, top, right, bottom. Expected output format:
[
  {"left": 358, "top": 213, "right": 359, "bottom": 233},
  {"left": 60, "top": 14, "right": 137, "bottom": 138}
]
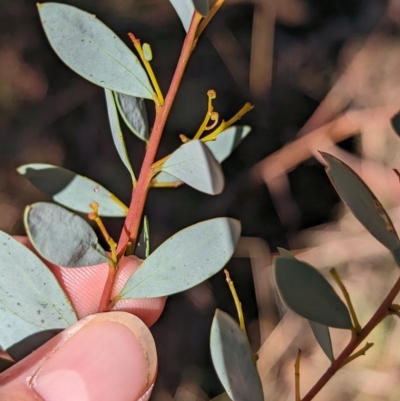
[
  {"left": 301, "top": 274, "right": 400, "bottom": 401},
  {"left": 340, "top": 342, "right": 374, "bottom": 368},
  {"left": 295, "top": 349, "right": 302, "bottom": 401},
  {"left": 96, "top": 13, "right": 204, "bottom": 313},
  {"left": 116, "top": 12, "right": 203, "bottom": 257},
  {"left": 224, "top": 269, "right": 247, "bottom": 335}
]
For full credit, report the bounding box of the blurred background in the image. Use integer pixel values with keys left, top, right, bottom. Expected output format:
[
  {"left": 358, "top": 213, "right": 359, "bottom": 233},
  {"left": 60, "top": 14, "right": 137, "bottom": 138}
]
[{"left": 2, "top": 0, "right": 400, "bottom": 399}]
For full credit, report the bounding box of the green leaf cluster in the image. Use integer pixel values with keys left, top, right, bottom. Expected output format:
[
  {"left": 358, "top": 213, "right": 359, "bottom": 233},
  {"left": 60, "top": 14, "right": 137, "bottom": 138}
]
[{"left": 0, "top": 1, "right": 250, "bottom": 361}]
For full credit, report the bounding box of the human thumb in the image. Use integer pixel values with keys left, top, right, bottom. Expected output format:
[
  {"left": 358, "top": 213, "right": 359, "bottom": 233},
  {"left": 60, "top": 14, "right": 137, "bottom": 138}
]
[{"left": 0, "top": 312, "right": 157, "bottom": 401}]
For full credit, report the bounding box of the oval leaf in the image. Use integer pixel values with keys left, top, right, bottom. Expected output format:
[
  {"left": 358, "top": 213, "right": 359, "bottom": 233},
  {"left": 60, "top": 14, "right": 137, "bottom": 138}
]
[
  {"left": 205, "top": 126, "right": 251, "bottom": 163},
  {"left": 210, "top": 309, "right": 264, "bottom": 401},
  {"left": 17, "top": 163, "right": 127, "bottom": 217},
  {"left": 322, "top": 153, "right": 400, "bottom": 253},
  {"left": 169, "top": 0, "right": 195, "bottom": 32},
  {"left": 115, "top": 92, "right": 149, "bottom": 142},
  {"left": 120, "top": 218, "right": 241, "bottom": 298},
  {"left": 38, "top": 3, "right": 155, "bottom": 99},
  {"left": 308, "top": 321, "right": 334, "bottom": 361},
  {"left": 161, "top": 140, "right": 224, "bottom": 195},
  {"left": 24, "top": 202, "right": 109, "bottom": 267},
  {"left": 274, "top": 257, "right": 352, "bottom": 329},
  {"left": 105, "top": 89, "right": 136, "bottom": 182},
  {"left": 0, "top": 232, "right": 77, "bottom": 349}
]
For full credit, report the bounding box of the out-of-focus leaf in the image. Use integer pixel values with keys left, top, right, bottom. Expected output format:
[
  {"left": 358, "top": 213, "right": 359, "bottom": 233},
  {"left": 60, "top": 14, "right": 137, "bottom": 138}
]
[
  {"left": 17, "top": 164, "right": 127, "bottom": 217},
  {"left": 161, "top": 140, "right": 224, "bottom": 195},
  {"left": 321, "top": 153, "right": 400, "bottom": 263},
  {"left": 24, "top": 202, "right": 109, "bottom": 267},
  {"left": 205, "top": 126, "right": 251, "bottom": 163},
  {"left": 391, "top": 111, "right": 400, "bottom": 136},
  {"left": 38, "top": 3, "right": 154, "bottom": 99},
  {"left": 192, "top": 0, "right": 209, "bottom": 17},
  {"left": 168, "top": 0, "right": 195, "bottom": 32},
  {"left": 277, "top": 247, "right": 295, "bottom": 259},
  {"left": 274, "top": 257, "right": 352, "bottom": 329},
  {"left": 210, "top": 309, "right": 264, "bottom": 401},
  {"left": 105, "top": 89, "right": 136, "bottom": 182},
  {"left": 120, "top": 218, "right": 241, "bottom": 298},
  {"left": 0, "top": 232, "right": 77, "bottom": 349},
  {"left": 114, "top": 92, "right": 149, "bottom": 143},
  {"left": 277, "top": 249, "right": 334, "bottom": 360},
  {"left": 308, "top": 321, "right": 334, "bottom": 361}
]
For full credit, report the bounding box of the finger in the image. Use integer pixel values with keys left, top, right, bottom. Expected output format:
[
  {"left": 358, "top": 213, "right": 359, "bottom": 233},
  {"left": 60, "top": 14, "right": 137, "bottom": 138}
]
[
  {"left": 111, "top": 257, "right": 167, "bottom": 326},
  {"left": 0, "top": 312, "right": 157, "bottom": 401},
  {"left": 14, "top": 237, "right": 166, "bottom": 325}
]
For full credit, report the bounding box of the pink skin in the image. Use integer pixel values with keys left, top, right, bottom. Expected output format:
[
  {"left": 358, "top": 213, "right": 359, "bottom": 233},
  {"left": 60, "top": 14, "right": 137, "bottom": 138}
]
[
  {"left": 0, "top": 313, "right": 157, "bottom": 401},
  {"left": 0, "top": 238, "right": 165, "bottom": 400},
  {"left": 13, "top": 236, "right": 166, "bottom": 326}
]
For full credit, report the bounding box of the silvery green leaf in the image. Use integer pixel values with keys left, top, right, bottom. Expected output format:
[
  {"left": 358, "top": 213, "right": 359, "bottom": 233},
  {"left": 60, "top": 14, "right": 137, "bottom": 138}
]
[
  {"left": 105, "top": 89, "right": 136, "bottom": 182},
  {"left": 277, "top": 249, "right": 334, "bottom": 360},
  {"left": 308, "top": 321, "right": 334, "bottom": 361},
  {"left": 205, "top": 126, "right": 251, "bottom": 163},
  {"left": 24, "top": 202, "right": 109, "bottom": 267},
  {"left": 168, "top": 0, "right": 195, "bottom": 32},
  {"left": 275, "top": 257, "right": 352, "bottom": 329},
  {"left": 17, "top": 163, "right": 127, "bottom": 217},
  {"left": 210, "top": 309, "right": 264, "bottom": 401},
  {"left": 38, "top": 3, "right": 155, "bottom": 99},
  {"left": 115, "top": 92, "right": 149, "bottom": 143},
  {"left": 0, "top": 232, "right": 77, "bottom": 349},
  {"left": 161, "top": 140, "right": 224, "bottom": 195},
  {"left": 120, "top": 218, "right": 241, "bottom": 298}
]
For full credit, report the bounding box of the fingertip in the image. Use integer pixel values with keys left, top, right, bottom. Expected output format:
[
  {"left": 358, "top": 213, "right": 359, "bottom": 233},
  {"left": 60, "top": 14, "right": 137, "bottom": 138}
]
[{"left": 0, "top": 312, "right": 157, "bottom": 401}]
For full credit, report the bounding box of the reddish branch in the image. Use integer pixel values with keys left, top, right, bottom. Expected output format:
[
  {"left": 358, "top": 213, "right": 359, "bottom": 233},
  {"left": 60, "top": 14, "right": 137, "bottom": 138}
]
[
  {"left": 116, "top": 13, "right": 203, "bottom": 257},
  {"left": 301, "top": 274, "right": 400, "bottom": 401},
  {"left": 97, "top": 13, "right": 203, "bottom": 313}
]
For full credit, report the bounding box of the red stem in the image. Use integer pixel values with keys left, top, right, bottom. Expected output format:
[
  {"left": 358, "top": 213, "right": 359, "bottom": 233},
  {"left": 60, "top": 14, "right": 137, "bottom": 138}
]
[
  {"left": 301, "top": 274, "right": 400, "bottom": 401},
  {"left": 117, "top": 12, "right": 202, "bottom": 255},
  {"left": 97, "top": 13, "right": 203, "bottom": 312}
]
